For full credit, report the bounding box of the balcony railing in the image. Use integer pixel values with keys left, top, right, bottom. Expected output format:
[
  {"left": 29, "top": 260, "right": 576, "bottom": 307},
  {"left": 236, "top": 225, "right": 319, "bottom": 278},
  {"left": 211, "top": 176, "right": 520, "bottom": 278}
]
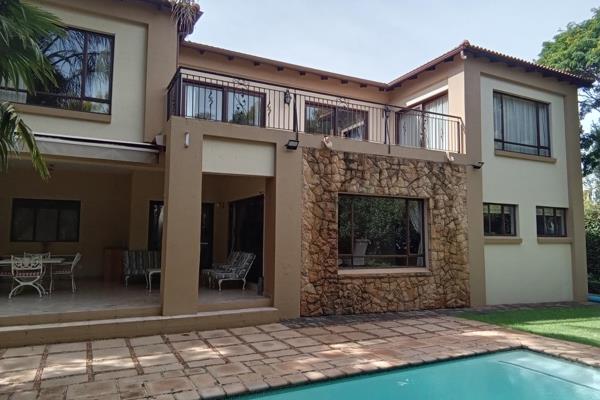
[{"left": 167, "top": 69, "right": 465, "bottom": 154}]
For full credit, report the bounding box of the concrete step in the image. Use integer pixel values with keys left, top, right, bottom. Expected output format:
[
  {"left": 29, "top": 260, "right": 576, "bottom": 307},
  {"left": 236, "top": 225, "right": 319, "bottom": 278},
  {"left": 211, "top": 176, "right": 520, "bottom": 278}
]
[{"left": 0, "top": 307, "right": 280, "bottom": 347}]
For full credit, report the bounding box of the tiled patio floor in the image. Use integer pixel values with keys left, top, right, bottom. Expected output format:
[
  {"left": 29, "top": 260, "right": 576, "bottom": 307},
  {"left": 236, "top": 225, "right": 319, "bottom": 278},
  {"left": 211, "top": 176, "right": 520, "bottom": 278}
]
[{"left": 1, "top": 308, "right": 600, "bottom": 399}]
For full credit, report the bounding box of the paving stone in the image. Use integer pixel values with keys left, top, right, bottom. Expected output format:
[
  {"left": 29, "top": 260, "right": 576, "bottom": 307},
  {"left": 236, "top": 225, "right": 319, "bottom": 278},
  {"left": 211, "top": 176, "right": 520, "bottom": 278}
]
[
  {"left": 342, "top": 332, "right": 376, "bottom": 341},
  {"left": 189, "top": 373, "right": 216, "bottom": 389},
  {"left": 239, "top": 333, "right": 272, "bottom": 343},
  {"left": 283, "top": 337, "right": 319, "bottom": 348},
  {"left": 40, "top": 374, "right": 88, "bottom": 389},
  {"left": 144, "top": 363, "right": 183, "bottom": 374},
  {"left": 6, "top": 390, "right": 37, "bottom": 400},
  {"left": 137, "top": 353, "right": 179, "bottom": 368},
  {"left": 129, "top": 336, "right": 163, "bottom": 346},
  {"left": 229, "top": 327, "right": 261, "bottom": 336},
  {"left": 197, "top": 330, "right": 230, "bottom": 340},
  {"left": 133, "top": 344, "right": 171, "bottom": 357},
  {"left": 144, "top": 377, "right": 195, "bottom": 396},
  {"left": 91, "top": 339, "right": 127, "bottom": 350},
  {"left": 92, "top": 357, "right": 135, "bottom": 372},
  {"left": 94, "top": 369, "right": 138, "bottom": 381},
  {"left": 222, "top": 383, "right": 246, "bottom": 396},
  {"left": 165, "top": 333, "right": 198, "bottom": 342},
  {"left": 48, "top": 342, "right": 87, "bottom": 353},
  {"left": 269, "top": 330, "right": 302, "bottom": 340},
  {"left": 206, "top": 362, "right": 250, "bottom": 378},
  {"left": 297, "top": 327, "right": 329, "bottom": 336},
  {"left": 66, "top": 381, "right": 118, "bottom": 399},
  {"left": 0, "top": 356, "right": 41, "bottom": 374},
  {"left": 174, "top": 390, "right": 200, "bottom": 400},
  {"left": 206, "top": 336, "right": 241, "bottom": 347},
  {"left": 215, "top": 344, "right": 254, "bottom": 358},
  {"left": 264, "top": 376, "right": 287, "bottom": 388},
  {"left": 250, "top": 341, "right": 288, "bottom": 353},
  {"left": 257, "top": 323, "right": 289, "bottom": 332},
  {"left": 92, "top": 347, "right": 130, "bottom": 361},
  {"left": 38, "top": 386, "right": 67, "bottom": 400},
  {"left": 198, "top": 386, "right": 225, "bottom": 399},
  {"left": 1, "top": 346, "right": 45, "bottom": 358},
  {"left": 325, "top": 325, "right": 356, "bottom": 333},
  {"left": 392, "top": 326, "right": 426, "bottom": 335},
  {"left": 228, "top": 354, "right": 263, "bottom": 363}
]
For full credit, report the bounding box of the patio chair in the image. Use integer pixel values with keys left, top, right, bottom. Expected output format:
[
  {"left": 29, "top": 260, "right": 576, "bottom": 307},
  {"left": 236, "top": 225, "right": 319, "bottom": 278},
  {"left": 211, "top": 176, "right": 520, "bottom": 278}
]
[
  {"left": 49, "top": 253, "right": 81, "bottom": 293},
  {"left": 201, "top": 251, "right": 241, "bottom": 286},
  {"left": 8, "top": 256, "right": 44, "bottom": 298},
  {"left": 23, "top": 252, "right": 51, "bottom": 259},
  {"left": 209, "top": 252, "right": 255, "bottom": 291}
]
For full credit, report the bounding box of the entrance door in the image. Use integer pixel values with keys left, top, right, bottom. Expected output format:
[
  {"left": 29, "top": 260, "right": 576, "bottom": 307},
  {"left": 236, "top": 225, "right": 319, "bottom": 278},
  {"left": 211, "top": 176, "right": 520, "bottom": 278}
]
[
  {"left": 200, "top": 203, "right": 214, "bottom": 270},
  {"left": 228, "top": 195, "right": 263, "bottom": 283}
]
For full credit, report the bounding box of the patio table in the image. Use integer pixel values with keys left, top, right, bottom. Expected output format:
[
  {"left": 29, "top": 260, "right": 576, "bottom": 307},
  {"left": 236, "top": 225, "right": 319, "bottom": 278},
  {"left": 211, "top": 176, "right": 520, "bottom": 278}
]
[{"left": 0, "top": 257, "right": 65, "bottom": 295}]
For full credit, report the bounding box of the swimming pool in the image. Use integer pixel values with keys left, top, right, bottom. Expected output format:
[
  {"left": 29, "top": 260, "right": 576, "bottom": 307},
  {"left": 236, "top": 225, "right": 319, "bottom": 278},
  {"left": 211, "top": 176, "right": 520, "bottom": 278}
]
[{"left": 241, "top": 350, "right": 600, "bottom": 399}]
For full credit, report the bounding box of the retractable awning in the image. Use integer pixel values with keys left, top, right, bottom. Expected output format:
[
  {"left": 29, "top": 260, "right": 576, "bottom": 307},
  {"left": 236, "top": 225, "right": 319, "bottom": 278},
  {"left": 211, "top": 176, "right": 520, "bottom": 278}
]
[{"left": 31, "top": 133, "right": 161, "bottom": 165}]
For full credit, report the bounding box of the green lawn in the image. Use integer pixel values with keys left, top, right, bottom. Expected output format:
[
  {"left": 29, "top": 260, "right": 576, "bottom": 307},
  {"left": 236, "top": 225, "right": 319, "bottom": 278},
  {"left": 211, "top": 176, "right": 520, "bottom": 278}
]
[{"left": 460, "top": 306, "right": 600, "bottom": 347}]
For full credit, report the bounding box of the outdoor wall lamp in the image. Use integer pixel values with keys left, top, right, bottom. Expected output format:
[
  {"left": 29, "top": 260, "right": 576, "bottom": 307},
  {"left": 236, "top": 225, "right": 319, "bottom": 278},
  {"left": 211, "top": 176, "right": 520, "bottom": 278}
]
[
  {"left": 184, "top": 131, "right": 190, "bottom": 148},
  {"left": 472, "top": 161, "right": 485, "bottom": 169},
  {"left": 285, "top": 139, "right": 299, "bottom": 150},
  {"left": 284, "top": 90, "right": 292, "bottom": 105}
]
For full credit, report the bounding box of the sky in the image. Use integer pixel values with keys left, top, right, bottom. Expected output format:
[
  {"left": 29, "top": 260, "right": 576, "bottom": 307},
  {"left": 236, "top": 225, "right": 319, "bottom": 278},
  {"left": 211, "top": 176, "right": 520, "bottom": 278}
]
[{"left": 188, "top": 0, "right": 598, "bottom": 127}]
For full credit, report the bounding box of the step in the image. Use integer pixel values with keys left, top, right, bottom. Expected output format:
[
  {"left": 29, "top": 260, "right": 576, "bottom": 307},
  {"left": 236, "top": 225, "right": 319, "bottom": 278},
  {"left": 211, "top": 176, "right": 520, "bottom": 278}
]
[{"left": 0, "top": 307, "right": 280, "bottom": 347}]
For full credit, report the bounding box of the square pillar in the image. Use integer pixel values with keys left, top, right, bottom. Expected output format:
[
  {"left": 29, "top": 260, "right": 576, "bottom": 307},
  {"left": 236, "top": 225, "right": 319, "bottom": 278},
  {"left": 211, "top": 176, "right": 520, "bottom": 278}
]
[{"left": 160, "top": 119, "right": 203, "bottom": 315}]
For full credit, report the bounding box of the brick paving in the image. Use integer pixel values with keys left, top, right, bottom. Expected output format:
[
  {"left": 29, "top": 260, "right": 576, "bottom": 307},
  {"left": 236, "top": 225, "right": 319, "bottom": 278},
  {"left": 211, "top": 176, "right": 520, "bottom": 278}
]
[{"left": 1, "top": 307, "right": 600, "bottom": 399}]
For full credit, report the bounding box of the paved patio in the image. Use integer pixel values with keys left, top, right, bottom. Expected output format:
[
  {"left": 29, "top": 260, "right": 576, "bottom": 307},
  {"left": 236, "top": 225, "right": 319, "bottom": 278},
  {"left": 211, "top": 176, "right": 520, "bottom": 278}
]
[{"left": 1, "top": 308, "right": 599, "bottom": 399}]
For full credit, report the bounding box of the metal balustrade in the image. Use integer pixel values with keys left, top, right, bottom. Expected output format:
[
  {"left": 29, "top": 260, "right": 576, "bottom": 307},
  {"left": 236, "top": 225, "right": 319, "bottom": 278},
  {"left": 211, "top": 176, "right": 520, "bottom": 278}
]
[{"left": 167, "top": 69, "right": 465, "bottom": 154}]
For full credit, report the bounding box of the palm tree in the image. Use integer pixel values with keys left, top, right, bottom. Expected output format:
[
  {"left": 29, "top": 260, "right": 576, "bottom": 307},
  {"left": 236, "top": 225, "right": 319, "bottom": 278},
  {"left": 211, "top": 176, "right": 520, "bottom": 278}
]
[{"left": 0, "top": 0, "right": 64, "bottom": 179}]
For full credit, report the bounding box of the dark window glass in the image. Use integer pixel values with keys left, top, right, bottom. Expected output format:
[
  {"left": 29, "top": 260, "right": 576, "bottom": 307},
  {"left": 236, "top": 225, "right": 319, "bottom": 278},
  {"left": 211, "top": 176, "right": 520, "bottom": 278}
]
[
  {"left": 226, "top": 90, "right": 264, "bottom": 127},
  {"left": 183, "top": 83, "right": 223, "bottom": 120},
  {"left": 483, "top": 203, "right": 517, "bottom": 236},
  {"left": 0, "top": 28, "right": 113, "bottom": 114},
  {"left": 10, "top": 199, "right": 80, "bottom": 242},
  {"left": 493, "top": 92, "right": 550, "bottom": 157},
  {"left": 148, "top": 201, "right": 164, "bottom": 251},
  {"left": 338, "top": 195, "right": 425, "bottom": 269},
  {"left": 536, "top": 207, "right": 567, "bottom": 237},
  {"left": 305, "top": 103, "right": 368, "bottom": 140}
]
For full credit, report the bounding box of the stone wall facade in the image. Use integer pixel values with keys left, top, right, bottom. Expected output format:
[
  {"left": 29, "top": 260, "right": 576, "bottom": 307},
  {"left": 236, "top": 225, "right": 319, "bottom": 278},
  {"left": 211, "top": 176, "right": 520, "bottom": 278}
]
[{"left": 301, "top": 148, "right": 469, "bottom": 316}]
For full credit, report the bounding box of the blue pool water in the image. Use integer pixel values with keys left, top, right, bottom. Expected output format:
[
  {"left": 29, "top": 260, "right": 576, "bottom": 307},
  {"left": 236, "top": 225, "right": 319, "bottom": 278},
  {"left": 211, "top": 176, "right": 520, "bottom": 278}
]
[{"left": 241, "top": 350, "right": 600, "bottom": 399}]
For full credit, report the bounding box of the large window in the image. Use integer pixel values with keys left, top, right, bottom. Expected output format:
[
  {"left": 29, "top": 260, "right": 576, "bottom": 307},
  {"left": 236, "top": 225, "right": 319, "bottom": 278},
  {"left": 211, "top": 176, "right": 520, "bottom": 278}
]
[
  {"left": 483, "top": 203, "right": 517, "bottom": 236},
  {"left": 338, "top": 195, "right": 425, "bottom": 268},
  {"left": 305, "top": 103, "right": 368, "bottom": 140},
  {"left": 493, "top": 92, "right": 550, "bottom": 157},
  {"left": 536, "top": 207, "right": 566, "bottom": 237},
  {"left": 183, "top": 83, "right": 265, "bottom": 127},
  {"left": 0, "top": 28, "right": 114, "bottom": 114},
  {"left": 11, "top": 199, "right": 80, "bottom": 242},
  {"left": 397, "top": 94, "right": 449, "bottom": 150}
]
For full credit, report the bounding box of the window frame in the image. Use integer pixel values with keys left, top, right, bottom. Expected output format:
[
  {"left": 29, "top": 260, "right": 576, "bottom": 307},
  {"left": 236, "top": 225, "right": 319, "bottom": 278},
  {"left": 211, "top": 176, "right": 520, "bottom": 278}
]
[
  {"left": 304, "top": 101, "right": 369, "bottom": 140},
  {"left": 483, "top": 203, "right": 518, "bottom": 237},
  {"left": 493, "top": 91, "right": 551, "bottom": 157},
  {"left": 536, "top": 206, "right": 567, "bottom": 237},
  {"left": 337, "top": 193, "right": 427, "bottom": 269},
  {"left": 182, "top": 81, "right": 266, "bottom": 127},
  {"left": 395, "top": 92, "right": 448, "bottom": 147},
  {"left": 10, "top": 198, "right": 81, "bottom": 243},
  {"left": 0, "top": 26, "right": 115, "bottom": 115}
]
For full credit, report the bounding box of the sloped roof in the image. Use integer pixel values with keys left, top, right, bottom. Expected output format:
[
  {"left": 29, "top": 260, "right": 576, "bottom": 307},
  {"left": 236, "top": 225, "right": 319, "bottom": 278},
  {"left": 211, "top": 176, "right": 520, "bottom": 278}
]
[{"left": 184, "top": 40, "right": 594, "bottom": 90}]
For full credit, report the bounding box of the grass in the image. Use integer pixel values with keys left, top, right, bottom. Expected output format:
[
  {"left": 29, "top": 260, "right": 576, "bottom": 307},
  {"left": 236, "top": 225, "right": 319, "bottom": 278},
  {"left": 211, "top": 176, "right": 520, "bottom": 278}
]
[{"left": 460, "top": 305, "right": 600, "bottom": 347}]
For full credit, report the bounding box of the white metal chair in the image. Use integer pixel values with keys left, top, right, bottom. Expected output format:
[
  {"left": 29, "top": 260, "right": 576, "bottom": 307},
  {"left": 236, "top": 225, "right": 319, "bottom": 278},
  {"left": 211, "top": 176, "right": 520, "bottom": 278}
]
[
  {"left": 209, "top": 252, "right": 256, "bottom": 291},
  {"left": 201, "top": 251, "right": 241, "bottom": 286},
  {"left": 50, "top": 253, "right": 81, "bottom": 293},
  {"left": 8, "top": 256, "right": 44, "bottom": 298}
]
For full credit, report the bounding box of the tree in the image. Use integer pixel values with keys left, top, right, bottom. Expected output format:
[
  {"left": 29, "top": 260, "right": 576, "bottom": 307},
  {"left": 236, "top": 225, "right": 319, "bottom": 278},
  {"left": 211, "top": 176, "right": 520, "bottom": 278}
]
[
  {"left": 0, "top": 0, "right": 66, "bottom": 179},
  {"left": 538, "top": 8, "right": 600, "bottom": 176}
]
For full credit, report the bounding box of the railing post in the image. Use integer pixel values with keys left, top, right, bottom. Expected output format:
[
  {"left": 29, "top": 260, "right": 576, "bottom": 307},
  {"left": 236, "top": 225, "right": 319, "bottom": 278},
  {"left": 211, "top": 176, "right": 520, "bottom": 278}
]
[
  {"left": 177, "top": 72, "right": 183, "bottom": 117},
  {"left": 293, "top": 93, "right": 298, "bottom": 134}
]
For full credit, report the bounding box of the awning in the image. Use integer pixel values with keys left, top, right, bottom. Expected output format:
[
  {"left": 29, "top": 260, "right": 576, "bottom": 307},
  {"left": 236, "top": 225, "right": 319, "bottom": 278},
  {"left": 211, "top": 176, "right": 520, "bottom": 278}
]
[{"left": 31, "top": 133, "right": 161, "bottom": 165}]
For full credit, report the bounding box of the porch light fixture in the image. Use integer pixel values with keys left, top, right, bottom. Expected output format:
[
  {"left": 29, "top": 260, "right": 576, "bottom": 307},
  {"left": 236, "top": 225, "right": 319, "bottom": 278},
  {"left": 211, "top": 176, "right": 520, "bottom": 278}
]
[
  {"left": 184, "top": 131, "right": 190, "bottom": 148},
  {"left": 472, "top": 161, "right": 484, "bottom": 169},
  {"left": 284, "top": 90, "right": 292, "bottom": 105},
  {"left": 285, "top": 139, "right": 299, "bottom": 150}
]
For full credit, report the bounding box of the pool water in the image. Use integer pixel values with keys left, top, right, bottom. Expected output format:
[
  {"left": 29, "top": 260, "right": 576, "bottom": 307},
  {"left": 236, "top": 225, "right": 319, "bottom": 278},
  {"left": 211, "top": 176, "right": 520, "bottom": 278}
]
[{"left": 241, "top": 350, "right": 600, "bottom": 399}]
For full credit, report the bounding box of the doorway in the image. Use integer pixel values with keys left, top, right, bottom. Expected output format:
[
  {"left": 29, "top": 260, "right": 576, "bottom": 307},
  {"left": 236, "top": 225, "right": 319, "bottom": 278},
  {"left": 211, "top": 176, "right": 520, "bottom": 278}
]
[
  {"left": 200, "top": 203, "right": 214, "bottom": 270},
  {"left": 228, "top": 195, "right": 264, "bottom": 284}
]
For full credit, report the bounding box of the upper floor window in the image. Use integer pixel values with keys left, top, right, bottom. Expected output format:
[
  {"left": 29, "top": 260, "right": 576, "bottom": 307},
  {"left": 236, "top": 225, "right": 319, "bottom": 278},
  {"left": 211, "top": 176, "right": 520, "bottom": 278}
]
[
  {"left": 483, "top": 203, "right": 517, "bottom": 236},
  {"left": 493, "top": 92, "right": 550, "bottom": 157},
  {"left": 182, "top": 82, "right": 265, "bottom": 127},
  {"left": 397, "top": 93, "right": 450, "bottom": 150},
  {"left": 338, "top": 194, "right": 425, "bottom": 269},
  {"left": 11, "top": 199, "right": 80, "bottom": 242},
  {"left": 0, "top": 28, "right": 114, "bottom": 114},
  {"left": 305, "top": 103, "right": 367, "bottom": 140},
  {"left": 536, "top": 207, "right": 566, "bottom": 237}
]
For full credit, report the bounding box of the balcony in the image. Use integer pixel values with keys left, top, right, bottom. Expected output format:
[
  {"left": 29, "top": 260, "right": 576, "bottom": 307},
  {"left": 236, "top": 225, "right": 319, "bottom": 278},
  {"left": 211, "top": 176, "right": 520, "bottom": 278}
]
[{"left": 167, "top": 68, "right": 465, "bottom": 154}]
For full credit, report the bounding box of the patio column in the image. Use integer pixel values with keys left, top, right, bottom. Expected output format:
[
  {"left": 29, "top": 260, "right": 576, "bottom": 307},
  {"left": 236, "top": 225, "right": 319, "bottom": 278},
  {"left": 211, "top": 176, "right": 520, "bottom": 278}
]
[{"left": 160, "top": 118, "right": 203, "bottom": 315}]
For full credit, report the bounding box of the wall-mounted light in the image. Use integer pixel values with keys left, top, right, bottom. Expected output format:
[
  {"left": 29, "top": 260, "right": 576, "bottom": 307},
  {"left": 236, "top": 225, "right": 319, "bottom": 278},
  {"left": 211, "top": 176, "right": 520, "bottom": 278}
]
[
  {"left": 184, "top": 131, "right": 190, "bottom": 148},
  {"left": 472, "top": 161, "right": 484, "bottom": 169},
  {"left": 284, "top": 90, "right": 292, "bottom": 105},
  {"left": 285, "top": 139, "right": 299, "bottom": 150}
]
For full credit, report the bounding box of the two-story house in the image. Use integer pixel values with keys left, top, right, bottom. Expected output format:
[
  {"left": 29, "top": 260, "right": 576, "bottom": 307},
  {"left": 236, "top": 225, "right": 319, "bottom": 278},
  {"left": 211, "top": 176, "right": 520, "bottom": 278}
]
[{"left": 0, "top": 0, "right": 591, "bottom": 345}]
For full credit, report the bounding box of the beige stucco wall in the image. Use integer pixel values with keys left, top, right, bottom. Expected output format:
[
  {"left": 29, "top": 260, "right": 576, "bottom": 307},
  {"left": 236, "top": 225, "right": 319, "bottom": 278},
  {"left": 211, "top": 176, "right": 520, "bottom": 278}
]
[
  {"left": 202, "top": 137, "right": 275, "bottom": 177},
  {"left": 0, "top": 165, "right": 131, "bottom": 278},
  {"left": 480, "top": 76, "right": 574, "bottom": 304},
  {"left": 21, "top": 2, "right": 147, "bottom": 142}
]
